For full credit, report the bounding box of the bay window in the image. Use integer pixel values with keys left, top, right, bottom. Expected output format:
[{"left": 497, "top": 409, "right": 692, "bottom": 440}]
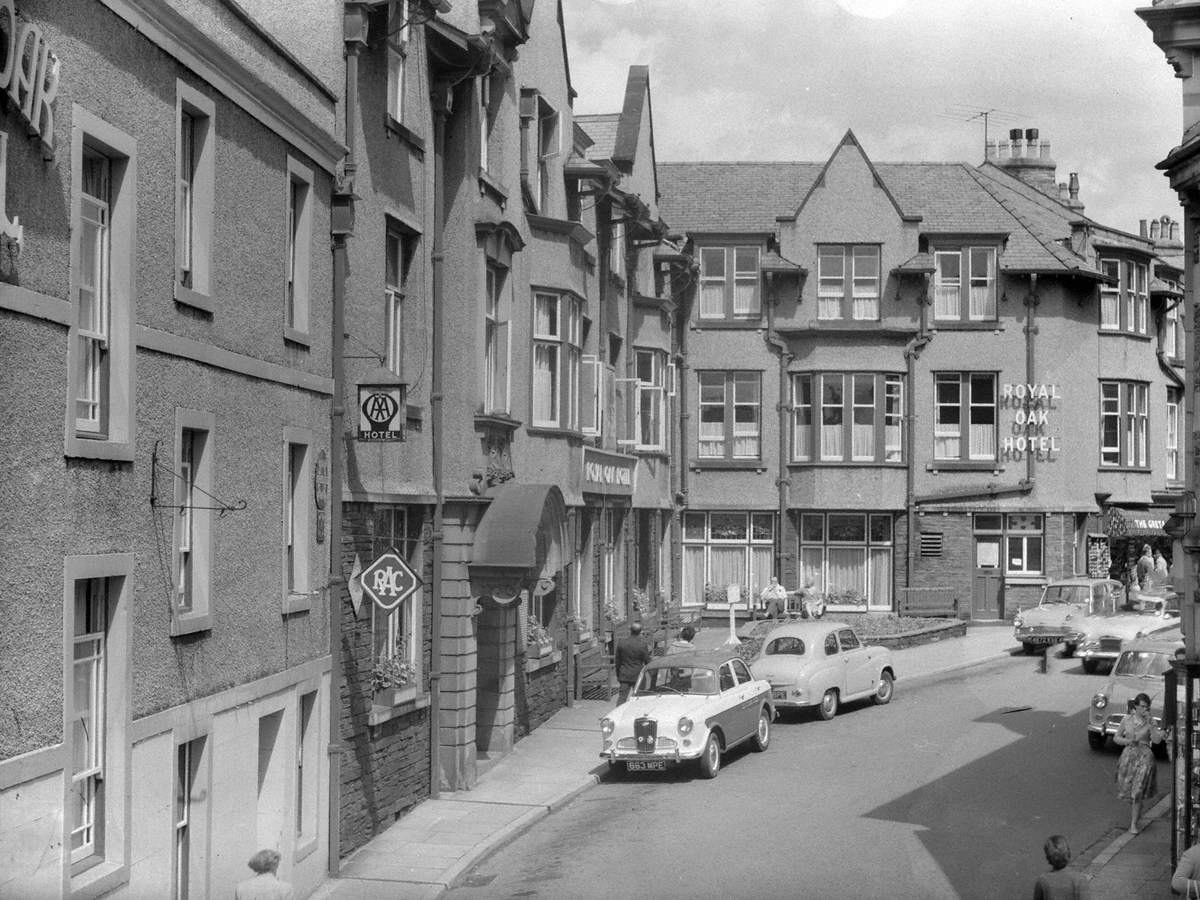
[
  {"left": 1100, "top": 380, "right": 1148, "bottom": 468},
  {"left": 682, "top": 512, "right": 775, "bottom": 606},
  {"left": 1098, "top": 257, "right": 1149, "bottom": 334},
  {"left": 798, "top": 512, "right": 893, "bottom": 610},
  {"left": 532, "top": 291, "right": 582, "bottom": 429},
  {"left": 635, "top": 348, "right": 668, "bottom": 451},
  {"left": 792, "top": 373, "right": 903, "bottom": 463}
]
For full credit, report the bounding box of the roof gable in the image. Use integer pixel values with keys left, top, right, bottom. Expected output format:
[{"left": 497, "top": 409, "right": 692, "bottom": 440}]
[{"left": 789, "top": 130, "right": 913, "bottom": 225}]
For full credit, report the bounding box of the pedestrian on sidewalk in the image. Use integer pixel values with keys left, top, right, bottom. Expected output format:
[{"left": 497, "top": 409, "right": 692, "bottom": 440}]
[
  {"left": 1113, "top": 691, "right": 1164, "bottom": 834},
  {"left": 235, "top": 849, "right": 294, "bottom": 900},
  {"left": 667, "top": 625, "right": 696, "bottom": 654},
  {"left": 1136, "top": 544, "right": 1155, "bottom": 591},
  {"left": 614, "top": 621, "right": 651, "bottom": 704},
  {"left": 1171, "top": 835, "right": 1200, "bottom": 895},
  {"left": 1032, "top": 834, "right": 1091, "bottom": 900}
]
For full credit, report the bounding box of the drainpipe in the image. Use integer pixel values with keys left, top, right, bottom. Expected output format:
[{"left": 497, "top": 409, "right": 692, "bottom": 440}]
[
  {"left": 903, "top": 280, "right": 932, "bottom": 588},
  {"left": 1022, "top": 273, "right": 1038, "bottom": 491},
  {"left": 429, "top": 78, "right": 451, "bottom": 799},
  {"left": 671, "top": 259, "right": 695, "bottom": 612},
  {"left": 326, "top": 6, "right": 366, "bottom": 873},
  {"left": 763, "top": 272, "right": 793, "bottom": 581}
]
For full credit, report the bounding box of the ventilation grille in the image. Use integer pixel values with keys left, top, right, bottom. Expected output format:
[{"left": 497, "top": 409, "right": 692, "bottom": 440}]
[{"left": 920, "top": 531, "right": 944, "bottom": 557}]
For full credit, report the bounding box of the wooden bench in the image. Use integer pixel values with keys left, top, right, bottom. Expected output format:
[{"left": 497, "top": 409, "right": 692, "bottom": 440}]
[{"left": 897, "top": 587, "right": 960, "bottom": 618}]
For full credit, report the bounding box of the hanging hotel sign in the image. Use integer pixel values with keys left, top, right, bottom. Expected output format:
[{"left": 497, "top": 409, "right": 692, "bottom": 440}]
[
  {"left": 0, "top": 1, "right": 59, "bottom": 159},
  {"left": 359, "top": 550, "right": 421, "bottom": 612},
  {"left": 582, "top": 447, "right": 635, "bottom": 496},
  {"left": 999, "top": 382, "right": 1060, "bottom": 463},
  {"left": 357, "top": 384, "right": 405, "bottom": 441}
]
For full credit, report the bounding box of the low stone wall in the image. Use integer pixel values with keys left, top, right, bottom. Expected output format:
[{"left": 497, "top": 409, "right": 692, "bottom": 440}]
[{"left": 864, "top": 620, "right": 968, "bottom": 650}]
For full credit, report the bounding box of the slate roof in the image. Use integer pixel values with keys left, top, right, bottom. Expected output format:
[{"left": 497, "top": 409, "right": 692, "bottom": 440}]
[
  {"left": 575, "top": 114, "right": 620, "bottom": 162},
  {"left": 657, "top": 162, "right": 823, "bottom": 233}
]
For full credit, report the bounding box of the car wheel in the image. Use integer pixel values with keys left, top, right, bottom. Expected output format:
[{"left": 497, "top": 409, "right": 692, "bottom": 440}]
[
  {"left": 1082, "top": 659, "right": 1098, "bottom": 674},
  {"left": 1062, "top": 643, "right": 1075, "bottom": 658},
  {"left": 1088, "top": 731, "right": 1106, "bottom": 752},
  {"left": 819, "top": 688, "right": 839, "bottom": 720},
  {"left": 752, "top": 708, "right": 771, "bottom": 752},
  {"left": 873, "top": 672, "right": 894, "bottom": 705},
  {"left": 699, "top": 732, "right": 721, "bottom": 778}
]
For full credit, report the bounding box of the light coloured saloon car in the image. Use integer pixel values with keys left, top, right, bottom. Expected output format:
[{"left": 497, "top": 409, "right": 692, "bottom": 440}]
[
  {"left": 599, "top": 649, "right": 774, "bottom": 779},
  {"left": 749, "top": 621, "right": 895, "bottom": 720},
  {"left": 1087, "top": 631, "right": 1181, "bottom": 759},
  {"left": 1065, "top": 590, "right": 1180, "bottom": 673},
  {"left": 1012, "top": 577, "right": 1124, "bottom": 654}
]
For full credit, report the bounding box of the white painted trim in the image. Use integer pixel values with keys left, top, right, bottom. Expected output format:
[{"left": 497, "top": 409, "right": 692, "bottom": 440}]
[
  {"left": 98, "top": 0, "right": 343, "bottom": 173},
  {"left": 0, "top": 282, "right": 70, "bottom": 325}
]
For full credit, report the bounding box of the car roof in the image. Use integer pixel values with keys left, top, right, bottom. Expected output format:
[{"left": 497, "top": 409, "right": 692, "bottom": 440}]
[
  {"left": 1121, "top": 631, "right": 1184, "bottom": 653},
  {"left": 645, "top": 648, "right": 745, "bottom": 669},
  {"left": 759, "top": 621, "right": 852, "bottom": 639}
]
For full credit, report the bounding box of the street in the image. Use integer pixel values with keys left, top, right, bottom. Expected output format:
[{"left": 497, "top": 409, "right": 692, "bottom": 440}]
[{"left": 446, "top": 653, "right": 1167, "bottom": 900}]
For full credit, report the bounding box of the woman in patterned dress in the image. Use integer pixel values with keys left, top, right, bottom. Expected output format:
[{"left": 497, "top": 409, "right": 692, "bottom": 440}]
[{"left": 1114, "top": 691, "right": 1164, "bottom": 834}]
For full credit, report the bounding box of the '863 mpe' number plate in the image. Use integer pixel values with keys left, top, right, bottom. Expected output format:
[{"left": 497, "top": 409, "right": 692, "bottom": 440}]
[{"left": 626, "top": 760, "right": 667, "bottom": 772}]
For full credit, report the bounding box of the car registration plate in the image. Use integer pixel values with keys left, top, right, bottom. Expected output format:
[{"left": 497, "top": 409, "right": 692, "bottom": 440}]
[
  {"left": 772, "top": 690, "right": 787, "bottom": 700},
  {"left": 626, "top": 760, "right": 667, "bottom": 772},
  {"left": 1026, "top": 636, "right": 1059, "bottom": 645}
]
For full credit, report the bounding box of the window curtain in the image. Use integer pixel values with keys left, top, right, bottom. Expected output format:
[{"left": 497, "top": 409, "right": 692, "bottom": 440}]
[
  {"left": 869, "top": 547, "right": 892, "bottom": 608},
  {"left": 700, "top": 283, "right": 724, "bottom": 318},
  {"left": 969, "top": 251, "right": 996, "bottom": 319},
  {"left": 683, "top": 546, "right": 706, "bottom": 606},
  {"left": 968, "top": 423, "right": 995, "bottom": 458},
  {"left": 532, "top": 344, "right": 556, "bottom": 422},
  {"left": 827, "top": 547, "right": 867, "bottom": 598},
  {"left": 799, "top": 548, "right": 824, "bottom": 592},
  {"left": 750, "top": 547, "right": 773, "bottom": 605},
  {"left": 710, "top": 547, "right": 747, "bottom": 602}
]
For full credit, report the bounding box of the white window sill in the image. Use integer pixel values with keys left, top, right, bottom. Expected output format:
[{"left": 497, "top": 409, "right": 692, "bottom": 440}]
[
  {"left": 283, "top": 325, "right": 311, "bottom": 348},
  {"left": 282, "top": 591, "right": 313, "bottom": 615},
  {"left": 1004, "top": 574, "right": 1047, "bottom": 586},
  {"left": 294, "top": 836, "right": 319, "bottom": 865},
  {"left": 174, "top": 282, "right": 214, "bottom": 314},
  {"left": 368, "top": 688, "right": 430, "bottom": 726},
  {"left": 71, "top": 860, "right": 128, "bottom": 900},
  {"left": 525, "top": 649, "right": 562, "bottom": 674},
  {"left": 65, "top": 434, "right": 135, "bottom": 463},
  {"left": 169, "top": 609, "right": 213, "bottom": 637}
]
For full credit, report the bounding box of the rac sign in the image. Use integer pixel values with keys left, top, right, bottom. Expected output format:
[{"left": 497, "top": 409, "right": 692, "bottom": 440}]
[{"left": 359, "top": 551, "right": 422, "bottom": 612}]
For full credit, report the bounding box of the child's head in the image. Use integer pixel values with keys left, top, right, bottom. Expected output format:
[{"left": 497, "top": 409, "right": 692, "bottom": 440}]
[{"left": 1043, "top": 835, "right": 1071, "bottom": 871}]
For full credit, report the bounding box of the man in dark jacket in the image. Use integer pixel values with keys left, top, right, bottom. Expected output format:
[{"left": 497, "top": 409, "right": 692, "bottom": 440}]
[{"left": 614, "top": 621, "right": 652, "bottom": 703}]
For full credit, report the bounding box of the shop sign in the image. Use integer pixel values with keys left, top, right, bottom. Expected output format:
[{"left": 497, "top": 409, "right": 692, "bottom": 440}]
[
  {"left": 359, "top": 550, "right": 421, "bottom": 612},
  {"left": 999, "top": 382, "right": 1060, "bottom": 462},
  {"left": 313, "top": 448, "right": 328, "bottom": 543},
  {"left": 357, "top": 383, "right": 405, "bottom": 441},
  {"left": 0, "top": 1, "right": 59, "bottom": 158},
  {"left": 582, "top": 447, "right": 635, "bottom": 496}
]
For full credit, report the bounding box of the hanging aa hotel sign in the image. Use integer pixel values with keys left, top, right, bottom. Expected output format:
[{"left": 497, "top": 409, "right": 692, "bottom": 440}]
[{"left": 357, "top": 384, "right": 405, "bottom": 441}]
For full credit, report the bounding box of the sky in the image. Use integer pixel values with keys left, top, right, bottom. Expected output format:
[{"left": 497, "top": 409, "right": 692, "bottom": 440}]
[{"left": 560, "top": 0, "right": 1184, "bottom": 237}]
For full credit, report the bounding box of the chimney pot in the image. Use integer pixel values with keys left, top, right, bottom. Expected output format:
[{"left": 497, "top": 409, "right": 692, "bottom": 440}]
[
  {"left": 1151, "top": 221, "right": 1161, "bottom": 239},
  {"left": 1140, "top": 219, "right": 1149, "bottom": 238},
  {"left": 1025, "top": 127, "right": 1039, "bottom": 141},
  {"left": 1172, "top": 221, "right": 1180, "bottom": 241},
  {"left": 1068, "top": 172, "right": 1079, "bottom": 200},
  {"left": 1009, "top": 128, "right": 1023, "bottom": 140}
]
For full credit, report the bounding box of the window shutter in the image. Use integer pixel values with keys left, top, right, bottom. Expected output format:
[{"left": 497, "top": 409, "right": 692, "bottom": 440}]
[{"left": 580, "top": 354, "right": 601, "bottom": 436}]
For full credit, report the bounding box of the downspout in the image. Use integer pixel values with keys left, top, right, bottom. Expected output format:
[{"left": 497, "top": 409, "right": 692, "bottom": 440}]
[
  {"left": 429, "top": 78, "right": 451, "bottom": 799},
  {"left": 624, "top": 233, "right": 636, "bottom": 619},
  {"left": 903, "top": 279, "right": 931, "bottom": 588},
  {"left": 1022, "top": 273, "right": 1038, "bottom": 490},
  {"left": 671, "top": 260, "right": 695, "bottom": 610},
  {"left": 326, "top": 6, "right": 365, "bottom": 873},
  {"left": 763, "top": 272, "right": 793, "bottom": 580}
]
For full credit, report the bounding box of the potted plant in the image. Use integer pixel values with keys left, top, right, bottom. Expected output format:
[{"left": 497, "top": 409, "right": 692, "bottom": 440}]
[
  {"left": 526, "top": 615, "right": 553, "bottom": 657},
  {"left": 371, "top": 640, "right": 416, "bottom": 704},
  {"left": 567, "top": 614, "right": 592, "bottom": 644}
]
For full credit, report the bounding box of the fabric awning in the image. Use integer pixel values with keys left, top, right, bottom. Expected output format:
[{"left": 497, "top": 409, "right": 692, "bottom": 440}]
[
  {"left": 469, "top": 483, "right": 567, "bottom": 573},
  {"left": 1104, "top": 508, "right": 1170, "bottom": 538}
]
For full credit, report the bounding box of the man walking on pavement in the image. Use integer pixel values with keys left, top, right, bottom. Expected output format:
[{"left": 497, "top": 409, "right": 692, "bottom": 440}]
[{"left": 614, "top": 621, "right": 652, "bottom": 703}]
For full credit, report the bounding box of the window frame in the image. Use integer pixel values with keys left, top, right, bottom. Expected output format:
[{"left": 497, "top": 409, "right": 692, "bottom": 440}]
[
  {"left": 1167, "top": 387, "right": 1181, "bottom": 483},
  {"left": 67, "top": 106, "right": 137, "bottom": 462},
  {"left": 1099, "top": 380, "right": 1150, "bottom": 469},
  {"left": 531, "top": 290, "right": 582, "bottom": 430},
  {"left": 697, "top": 370, "right": 762, "bottom": 461},
  {"left": 1165, "top": 301, "right": 1182, "bottom": 360},
  {"left": 175, "top": 81, "right": 215, "bottom": 309},
  {"left": 370, "top": 505, "right": 425, "bottom": 707},
  {"left": 536, "top": 96, "right": 559, "bottom": 215},
  {"left": 1098, "top": 256, "right": 1150, "bottom": 335},
  {"left": 816, "top": 244, "right": 880, "bottom": 321},
  {"left": 484, "top": 262, "right": 512, "bottom": 415},
  {"left": 1004, "top": 513, "right": 1044, "bottom": 575},
  {"left": 171, "top": 409, "right": 215, "bottom": 636},
  {"left": 933, "top": 372, "right": 997, "bottom": 462},
  {"left": 797, "top": 511, "right": 893, "bottom": 609},
  {"left": 791, "top": 372, "right": 904, "bottom": 464},
  {"left": 386, "top": 0, "right": 409, "bottom": 125},
  {"left": 284, "top": 157, "right": 313, "bottom": 343},
  {"left": 932, "top": 246, "right": 997, "bottom": 323},
  {"left": 634, "top": 347, "right": 668, "bottom": 452},
  {"left": 697, "top": 245, "right": 761, "bottom": 321},
  {"left": 681, "top": 511, "right": 775, "bottom": 606},
  {"left": 384, "top": 217, "right": 416, "bottom": 378},
  {"left": 282, "top": 429, "right": 312, "bottom": 612}
]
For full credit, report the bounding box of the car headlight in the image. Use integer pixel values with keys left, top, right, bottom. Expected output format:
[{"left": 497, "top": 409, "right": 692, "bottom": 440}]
[
  {"left": 601, "top": 717, "right": 614, "bottom": 736},
  {"left": 1013, "top": 615, "right": 1023, "bottom": 628},
  {"left": 677, "top": 716, "right": 693, "bottom": 736},
  {"left": 1092, "top": 694, "right": 1107, "bottom": 710},
  {"left": 1135, "top": 631, "right": 1145, "bottom": 638}
]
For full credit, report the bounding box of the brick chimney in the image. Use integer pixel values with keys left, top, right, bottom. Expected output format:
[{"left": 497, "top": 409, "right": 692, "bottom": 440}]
[{"left": 986, "top": 127, "right": 1059, "bottom": 196}]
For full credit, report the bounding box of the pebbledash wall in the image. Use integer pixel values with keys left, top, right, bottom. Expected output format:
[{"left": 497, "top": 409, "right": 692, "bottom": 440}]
[{"left": 0, "top": 1, "right": 340, "bottom": 897}]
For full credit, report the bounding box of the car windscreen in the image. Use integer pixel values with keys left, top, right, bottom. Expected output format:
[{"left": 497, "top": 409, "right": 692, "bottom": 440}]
[
  {"left": 637, "top": 665, "right": 718, "bottom": 696},
  {"left": 1041, "top": 585, "right": 1089, "bottom": 605},
  {"left": 1112, "top": 651, "right": 1173, "bottom": 677},
  {"left": 764, "top": 636, "right": 806, "bottom": 656}
]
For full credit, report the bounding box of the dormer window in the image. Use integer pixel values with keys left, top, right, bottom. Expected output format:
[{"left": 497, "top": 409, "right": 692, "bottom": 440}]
[
  {"left": 1098, "top": 257, "right": 1148, "bottom": 335},
  {"left": 933, "top": 246, "right": 997, "bottom": 323},
  {"left": 698, "top": 245, "right": 760, "bottom": 321},
  {"left": 817, "top": 245, "right": 879, "bottom": 321}
]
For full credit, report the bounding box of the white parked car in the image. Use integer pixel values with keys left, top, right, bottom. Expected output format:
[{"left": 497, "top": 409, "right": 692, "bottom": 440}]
[
  {"left": 599, "top": 649, "right": 774, "bottom": 779},
  {"left": 749, "top": 621, "right": 895, "bottom": 719},
  {"left": 1065, "top": 591, "right": 1180, "bottom": 673}
]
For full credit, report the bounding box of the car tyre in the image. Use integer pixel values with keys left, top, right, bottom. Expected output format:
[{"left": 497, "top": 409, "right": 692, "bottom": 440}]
[
  {"left": 1082, "top": 659, "right": 1099, "bottom": 674},
  {"left": 1088, "top": 731, "right": 1106, "bottom": 752},
  {"left": 1062, "top": 643, "right": 1075, "bottom": 658},
  {"left": 752, "top": 708, "right": 771, "bottom": 752},
  {"left": 873, "top": 672, "right": 894, "bottom": 705},
  {"left": 699, "top": 732, "right": 721, "bottom": 778},
  {"left": 819, "top": 688, "right": 839, "bottom": 721}
]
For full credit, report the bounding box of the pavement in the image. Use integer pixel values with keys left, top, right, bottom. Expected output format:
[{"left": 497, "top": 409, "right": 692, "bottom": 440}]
[{"left": 309, "top": 621, "right": 1177, "bottom": 900}]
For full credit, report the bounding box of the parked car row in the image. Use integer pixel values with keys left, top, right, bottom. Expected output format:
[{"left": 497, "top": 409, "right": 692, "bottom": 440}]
[
  {"left": 599, "top": 621, "right": 896, "bottom": 779},
  {"left": 1087, "top": 631, "right": 1183, "bottom": 760},
  {"left": 1012, "top": 577, "right": 1179, "bottom": 673}
]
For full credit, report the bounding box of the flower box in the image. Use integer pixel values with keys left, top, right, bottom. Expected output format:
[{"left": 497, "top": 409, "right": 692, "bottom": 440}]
[{"left": 528, "top": 641, "right": 554, "bottom": 659}]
